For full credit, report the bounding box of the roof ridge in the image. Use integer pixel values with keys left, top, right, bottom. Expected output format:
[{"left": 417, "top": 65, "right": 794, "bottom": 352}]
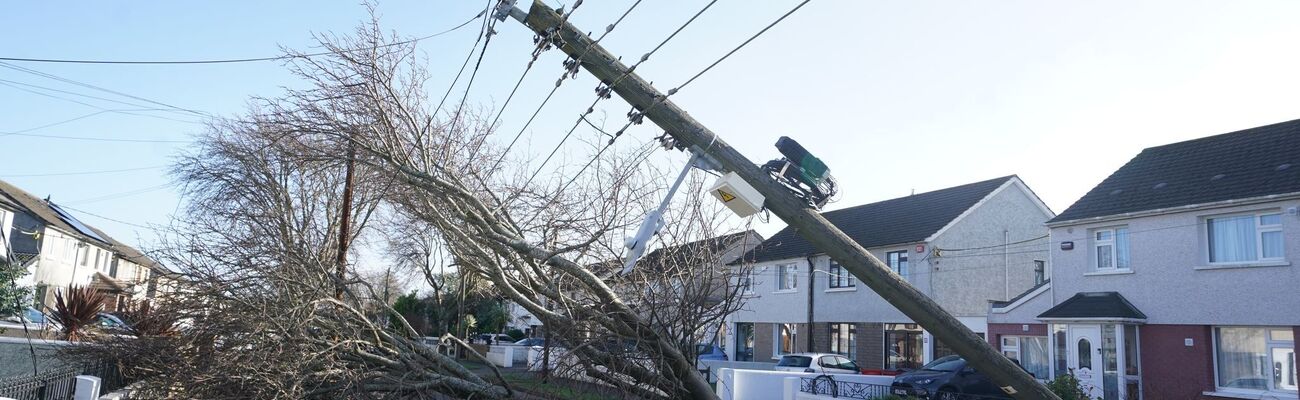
[
  {"left": 818, "top": 175, "right": 1016, "bottom": 217},
  {"left": 1141, "top": 117, "right": 1300, "bottom": 152}
]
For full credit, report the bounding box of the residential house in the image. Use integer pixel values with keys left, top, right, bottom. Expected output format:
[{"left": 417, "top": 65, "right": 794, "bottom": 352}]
[
  {"left": 1, "top": 197, "right": 16, "bottom": 262},
  {"left": 611, "top": 230, "right": 764, "bottom": 346},
  {"left": 0, "top": 179, "right": 162, "bottom": 311},
  {"left": 725, "top": 176, "right": 1055, "bottom": 371},
  {"left": 987, "top": 120, "right": 1300, "bottom": 400},
  {"left": 508, "top": 230, "right": 764, "bottom": 343}
]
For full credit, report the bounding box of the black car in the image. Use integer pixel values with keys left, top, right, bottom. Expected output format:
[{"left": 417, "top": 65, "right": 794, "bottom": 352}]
[{"left": 889, "top": 355, "right": 1011, "bottom": 400}]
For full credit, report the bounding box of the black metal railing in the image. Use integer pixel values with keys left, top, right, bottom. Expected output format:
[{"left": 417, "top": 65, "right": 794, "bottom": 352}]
[
  {"left": 799, "top": 375, "right": 892, "bottom": 399},
  {"left": 0, "top": 362, "right": 126, "bottom": 400}
]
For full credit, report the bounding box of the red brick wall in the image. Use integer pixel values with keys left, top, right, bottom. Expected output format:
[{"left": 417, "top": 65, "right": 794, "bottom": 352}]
[
  {"left": 986, "top": 323, "right": 1048, "bottom": 351},
  {"left": 1138, "top": 325, "right": 1218, "bottom": 400}
]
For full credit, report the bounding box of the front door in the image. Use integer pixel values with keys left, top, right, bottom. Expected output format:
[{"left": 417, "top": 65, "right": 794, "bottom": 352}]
[
  {"left": 1068, "top": 325, "right": 1104, "bottom": 399},
  {"left": 734, "top": 323, "right": 754, "bottom": 361}
]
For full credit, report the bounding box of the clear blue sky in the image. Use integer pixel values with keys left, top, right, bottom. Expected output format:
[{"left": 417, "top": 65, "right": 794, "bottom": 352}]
[{"left": 3, "top": 1, "right": 1299, "bottom": 273}]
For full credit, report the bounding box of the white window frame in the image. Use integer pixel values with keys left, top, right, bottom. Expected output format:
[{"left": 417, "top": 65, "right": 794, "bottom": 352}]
[
  {"left": 736, "top": 268, "right": 754, "bottom": 294},
  {"left": 830, "top": 323, "right": 857, "bottom": 359},
  {"left": 1205, "top": 211, "right": 1285, "bottom": 265},
  {"left": 1091, "top": 226, "right": 1130, "bottom": 271},
  {"left": 1211, "top": 326, "right": 1297, "bottom": 395},
  {"left": 775, "top": 263, "right": 797, "bottom": 293},
  {"left": 775, "top": 323, "right": 798, "bottom": 358}
]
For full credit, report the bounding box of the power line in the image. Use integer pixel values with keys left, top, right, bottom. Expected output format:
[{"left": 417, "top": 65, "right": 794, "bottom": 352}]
[
  {"left": 510, "top": 0, "right": 717, "bottom": 196},
  {"left": 0, "top": 11, "right": 485, "bottom": 65},
  {"left": 0, "top": 80, "right": 203, "bottom": 124},
  {"left": 0, "top": 132, "right": 191, "bottom": 144},
  {"left": 936, "top": 235, "right": 1050, "bottom": 252},
  {"left": 65, "top": 183, "right": 172, "bottom": 205},
  {"left": 0, "top": 109, "right": 150, "bottom": 134},
  {"left": 539, "top": 0, "right": 810, "bottom": 194},
  {"left": 0, "top": 61, "right": 210, "bottom": 118},
  {"left": 673, "top": 0, "right": 811, "bottom": 92},
  {"left": 432, "top": 2, "right": 495, "bottom": 118},
  {"left": 484, "top": 0, "right": 643, "bottom": 179},
  {"left": 56, "top": 204, "right": 155, "bottom": 230},
  {"left": 0, "top": 165, "right": 165, "bottom": 178}
]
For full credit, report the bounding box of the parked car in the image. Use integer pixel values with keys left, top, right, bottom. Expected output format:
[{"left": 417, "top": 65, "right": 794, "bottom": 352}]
[
  {"left": 473, "top": 333, "right": 514, "bottom": 344},
  {"left": 696, "top": 343, "right": 727, "bottom": 361},
  {"left": 514, "top": 338, "right": 547, "bottom": 347},
  {"left": 98, "top": 313, "right": 129, "bottom": 332},
  {"left": 774, "top": 353, "right": 861, "bottom": 374},
  {"left": 889, "top": 355, "right": 1012, "bottom": 400}
]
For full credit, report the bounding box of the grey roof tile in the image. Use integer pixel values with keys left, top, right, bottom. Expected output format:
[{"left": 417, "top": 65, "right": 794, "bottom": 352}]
[
  {"left": 1050, "top": 119, "right": 1300, "bottom": 223},
  {"left": 738, "top": 176, "right": 1015, "bottom": 263}
]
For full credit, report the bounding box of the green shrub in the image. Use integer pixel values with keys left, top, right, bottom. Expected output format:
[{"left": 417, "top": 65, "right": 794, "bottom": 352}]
[
  {"left": 505, "top": 328, "right": 526, "bottom": 341},
  {"left": 1045, "top": 373, "right": 1089, "bottom": 400}
]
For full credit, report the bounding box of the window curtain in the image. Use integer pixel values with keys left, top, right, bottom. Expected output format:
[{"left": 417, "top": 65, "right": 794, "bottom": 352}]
[
  {"left": 1115, "top": 228, "right": 1131, "bottom": 268},
  {"left": 1021, "top": 337, "right": 1051, "bottom": 379},
  {"left": 1216, "top": 327, "right": 1268, "bottom": 390},
  {"left": 1209, "top": 216, "right": 1256, "bottom": 263}
]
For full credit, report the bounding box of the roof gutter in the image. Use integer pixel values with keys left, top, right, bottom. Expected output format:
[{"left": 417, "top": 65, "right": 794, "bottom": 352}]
[{"left": 1047, "top": 191, "right": 1300, "bottom": 228}]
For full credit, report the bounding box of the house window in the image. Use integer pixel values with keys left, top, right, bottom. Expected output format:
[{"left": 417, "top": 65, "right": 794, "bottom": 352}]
[
  {"left": 886, "top": 251, "right": 908, "bottom": 278},
  {"left": 884, "top": 323, "right": 923, "bottom": 370},
  {"left": 1207, "top": 212, "right": 1285, "bottom": 263},
  {"left": 830, "top": 323, "right": 856, "bottom": 359},
  {"left": 1034, "top": 260, "right": 1046, "bottom": 285},
  {"left": 776, "top": 264, "right": 797, "bottom": 292},
  {"left": 1002, "top": 336, "right": 1050, "bottom": 379},
  {"left": 735, "top": 323, "right": 754, "bottom": 361},
  {"left": 1214, "top": 326, "right": 1296, "bottom": 393},
  {"left": 828, "top": 261, "right": 855, "bottom": 289},
  {"left": 1092, "top": 227, "right": 1130, "bottom": 270},
  {"left": 737, "top": 269, "right": 753, "bottom": 293},
  {"left": 1052, "top": 325, "right": 1068, "bottom": 379},
  {"left": 775, "top": 323, "right": 798, "bottom": 356},
  {"left": 79, "top": 245, "right": 90, "bottom": 266}
]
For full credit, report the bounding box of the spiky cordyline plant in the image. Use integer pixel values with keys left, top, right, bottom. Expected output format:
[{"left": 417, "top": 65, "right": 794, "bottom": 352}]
[
  {"left": 117, "top": 300, "right": 181, "bottom": 337},
  {"left": 50, "top": 285, "right": 107, "bottom": 341}
]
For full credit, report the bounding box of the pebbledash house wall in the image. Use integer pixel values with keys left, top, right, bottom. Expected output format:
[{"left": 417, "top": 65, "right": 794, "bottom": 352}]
[
  {"left": 926, "top": 179, "right": 1054, "bottom": 317},
  {"left": 728, "top": 178, "right": 1054, "bottom": 365},
  {"left": 1050, "top": 199, "right": 1300, "bottom": 326},
  {"left": 989, "top": 197, "right": 1300, "bottom": 399}
]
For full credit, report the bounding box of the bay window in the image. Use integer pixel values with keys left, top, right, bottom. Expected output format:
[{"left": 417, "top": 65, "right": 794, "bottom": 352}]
[
  {"left": 1214, "top": 326, "right": 1296, "bottom": 393},
  {"left": 1207, "top": 212, "right": 1284, "bottom": 264}
]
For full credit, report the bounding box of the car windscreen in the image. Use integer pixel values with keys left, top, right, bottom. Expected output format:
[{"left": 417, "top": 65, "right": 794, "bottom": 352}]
[
  {"left": 920, "top": 355, "right": 964, "bottom": 372},
  {"left": 777, "top": 356, "right": 812, "bottom": 368}
]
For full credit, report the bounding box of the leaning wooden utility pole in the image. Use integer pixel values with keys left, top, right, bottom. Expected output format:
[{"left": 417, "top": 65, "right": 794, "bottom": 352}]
[{"left": 507, "top": 2, "right": 1059, "bottom": 399}]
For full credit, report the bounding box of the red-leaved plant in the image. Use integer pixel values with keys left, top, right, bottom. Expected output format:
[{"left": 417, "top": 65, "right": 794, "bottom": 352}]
[{"left": 49, "top": 285, "right": 107, "bottom": 341}]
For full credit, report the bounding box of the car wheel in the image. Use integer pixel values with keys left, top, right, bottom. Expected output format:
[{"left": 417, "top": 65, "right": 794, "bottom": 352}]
[{"left": 935, "top": 387, "right": 962, "bottom": 400}]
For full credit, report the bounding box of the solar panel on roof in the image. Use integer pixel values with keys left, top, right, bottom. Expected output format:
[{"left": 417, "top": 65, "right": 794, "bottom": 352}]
[{"left": 47, "top": 202, "right": 109, "bottom": 244}]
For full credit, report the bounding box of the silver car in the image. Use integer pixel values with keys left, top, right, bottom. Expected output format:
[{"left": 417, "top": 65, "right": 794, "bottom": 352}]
[{"left": 774, "top": 353, "right": 861, "bottom": 374}]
